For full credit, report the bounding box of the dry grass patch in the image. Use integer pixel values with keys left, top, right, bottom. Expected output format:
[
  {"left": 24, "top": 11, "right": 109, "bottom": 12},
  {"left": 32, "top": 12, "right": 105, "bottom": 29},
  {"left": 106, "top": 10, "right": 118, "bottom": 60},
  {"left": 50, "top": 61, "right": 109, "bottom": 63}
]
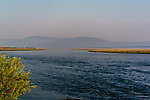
[{"left": 88, "top": 48, "right": 150, "bottom": 54}]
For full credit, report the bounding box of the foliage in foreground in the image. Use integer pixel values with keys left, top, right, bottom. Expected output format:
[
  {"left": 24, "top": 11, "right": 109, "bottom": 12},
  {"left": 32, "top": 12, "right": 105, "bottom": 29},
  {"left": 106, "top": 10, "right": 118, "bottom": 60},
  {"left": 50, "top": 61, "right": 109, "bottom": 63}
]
[{"left": 0, "top": 54, "right": 36, "bottom": 100}]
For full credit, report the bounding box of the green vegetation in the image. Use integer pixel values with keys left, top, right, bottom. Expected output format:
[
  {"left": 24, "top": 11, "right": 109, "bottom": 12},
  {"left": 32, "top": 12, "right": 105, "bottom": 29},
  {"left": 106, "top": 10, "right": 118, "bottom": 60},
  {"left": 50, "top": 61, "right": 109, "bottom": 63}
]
[
  {"left": 0, "top": 54, "right": 36, "bottom": 100},
  {"left": 88, "top": 48, "right": 150, "bottom": 54}
]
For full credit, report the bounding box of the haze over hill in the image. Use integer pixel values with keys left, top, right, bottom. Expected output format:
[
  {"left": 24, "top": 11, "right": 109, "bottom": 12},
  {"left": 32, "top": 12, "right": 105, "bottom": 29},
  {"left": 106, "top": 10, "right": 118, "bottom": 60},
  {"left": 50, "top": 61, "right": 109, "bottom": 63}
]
[{"left": 0, "top": 36, "right": 150, "bottom": 48}]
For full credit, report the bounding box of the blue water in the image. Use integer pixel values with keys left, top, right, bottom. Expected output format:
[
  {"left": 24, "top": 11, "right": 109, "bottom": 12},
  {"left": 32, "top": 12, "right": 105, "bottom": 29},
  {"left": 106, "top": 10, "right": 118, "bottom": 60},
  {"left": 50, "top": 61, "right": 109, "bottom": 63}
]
[{"left": 3, "top": 49, "right": 150, "bottom": 100}]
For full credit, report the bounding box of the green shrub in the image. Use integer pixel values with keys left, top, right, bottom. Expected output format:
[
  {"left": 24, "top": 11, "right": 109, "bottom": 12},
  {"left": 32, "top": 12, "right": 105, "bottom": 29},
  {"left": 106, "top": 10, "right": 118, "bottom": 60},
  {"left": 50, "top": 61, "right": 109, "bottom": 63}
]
[{"left": 0, "top": 54, "right": 36, "bottom": 100}]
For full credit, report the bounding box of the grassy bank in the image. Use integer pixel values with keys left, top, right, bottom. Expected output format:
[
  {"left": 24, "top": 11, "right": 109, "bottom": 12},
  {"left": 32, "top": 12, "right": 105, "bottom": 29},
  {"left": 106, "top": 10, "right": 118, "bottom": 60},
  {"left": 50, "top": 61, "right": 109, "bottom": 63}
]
[
  {"left": 0, "top": 47, "right": 46, "bottom": 51},
  {"left": 72, "top": 48, "right": 150, "bottom": 54},
  {"left": 88, "top": 48, "right": 150, "bottom": 54}
]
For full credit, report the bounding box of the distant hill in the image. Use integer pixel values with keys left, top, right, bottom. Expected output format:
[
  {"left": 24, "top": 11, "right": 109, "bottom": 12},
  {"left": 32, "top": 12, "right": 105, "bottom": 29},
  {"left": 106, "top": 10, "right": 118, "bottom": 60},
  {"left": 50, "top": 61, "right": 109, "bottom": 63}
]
[
  {"left": 21, "top": 36, "right": 111, "bottom": 48},
  {"left": 0, "top": 36, "right": 150, "bottom": 48}
]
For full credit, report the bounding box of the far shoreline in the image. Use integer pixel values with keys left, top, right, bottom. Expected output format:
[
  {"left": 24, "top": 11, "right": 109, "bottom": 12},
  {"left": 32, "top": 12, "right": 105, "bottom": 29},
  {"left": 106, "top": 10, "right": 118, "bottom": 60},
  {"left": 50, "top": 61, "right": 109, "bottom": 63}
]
[
  {"left": 0, "top": 47, "right": 46, "bottom": 51},
  {"left": 72, "top": 48, "right": 150, "bottom": 54}
]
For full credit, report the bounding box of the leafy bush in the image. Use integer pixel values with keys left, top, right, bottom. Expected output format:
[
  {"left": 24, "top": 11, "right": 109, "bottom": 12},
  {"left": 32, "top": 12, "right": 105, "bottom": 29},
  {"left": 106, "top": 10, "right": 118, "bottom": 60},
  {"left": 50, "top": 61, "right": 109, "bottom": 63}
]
[{"left": 0, "top": 54, "right": 36, "bottom": 100}]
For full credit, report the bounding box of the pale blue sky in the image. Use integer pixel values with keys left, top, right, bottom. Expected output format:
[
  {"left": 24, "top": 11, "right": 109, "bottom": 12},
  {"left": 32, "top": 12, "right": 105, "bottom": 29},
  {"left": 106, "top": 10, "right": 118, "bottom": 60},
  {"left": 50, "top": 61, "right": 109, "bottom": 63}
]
[{"left": 0, "top": 0, "right": 150, "bottom": 41}]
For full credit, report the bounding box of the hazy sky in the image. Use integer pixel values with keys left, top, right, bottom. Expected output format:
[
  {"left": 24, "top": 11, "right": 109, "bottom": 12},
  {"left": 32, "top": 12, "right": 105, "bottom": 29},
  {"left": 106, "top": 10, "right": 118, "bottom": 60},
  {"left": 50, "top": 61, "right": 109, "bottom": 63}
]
[{"left": 0, "top": 0, "right": 150, "bottom": 41}]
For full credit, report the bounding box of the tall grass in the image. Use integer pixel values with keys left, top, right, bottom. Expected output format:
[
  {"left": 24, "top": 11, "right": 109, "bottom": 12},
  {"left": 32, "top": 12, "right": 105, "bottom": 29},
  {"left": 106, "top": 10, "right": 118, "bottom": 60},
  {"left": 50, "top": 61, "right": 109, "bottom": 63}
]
[
  {"left": 88, "top": 48, "right": 150, "bottom": 54},
  {"left": 0, "top": 47, "right": 46, "bottom": 51}
]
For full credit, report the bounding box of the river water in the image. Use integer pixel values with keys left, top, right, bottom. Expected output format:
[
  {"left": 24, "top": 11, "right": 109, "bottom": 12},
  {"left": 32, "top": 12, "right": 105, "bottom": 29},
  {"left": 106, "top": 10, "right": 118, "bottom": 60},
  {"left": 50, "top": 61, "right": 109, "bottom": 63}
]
[{"left": 3, "top": 49, "right": 150, "bottom": 100}]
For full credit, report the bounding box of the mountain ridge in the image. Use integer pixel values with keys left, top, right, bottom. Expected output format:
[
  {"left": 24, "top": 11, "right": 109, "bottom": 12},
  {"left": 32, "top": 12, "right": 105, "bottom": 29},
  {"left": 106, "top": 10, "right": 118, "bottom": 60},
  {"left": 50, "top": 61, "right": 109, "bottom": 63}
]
[{"left": 0, "top": 36, "right": 150, "bottom": 48}]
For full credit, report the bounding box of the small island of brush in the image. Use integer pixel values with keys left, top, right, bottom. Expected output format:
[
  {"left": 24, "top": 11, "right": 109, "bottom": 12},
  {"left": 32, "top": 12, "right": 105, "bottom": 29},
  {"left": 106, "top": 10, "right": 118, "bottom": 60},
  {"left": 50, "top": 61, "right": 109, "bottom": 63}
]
[
  {"left": 72, "top": 48, "right": 150, "bottom": 54},
  {"left": 0, "top": 47, "right": 46, "bottom": 51}
]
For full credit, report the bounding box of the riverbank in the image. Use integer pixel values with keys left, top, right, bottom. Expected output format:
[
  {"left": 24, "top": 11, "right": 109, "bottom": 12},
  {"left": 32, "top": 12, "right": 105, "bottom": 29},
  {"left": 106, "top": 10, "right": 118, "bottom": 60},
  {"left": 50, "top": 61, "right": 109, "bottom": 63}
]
[
  {"left": 72, "top": 48, "right": 150, "bottom": 54},
  {"left": 0, "top": 47, "right": 46, "bottom": 51}
]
